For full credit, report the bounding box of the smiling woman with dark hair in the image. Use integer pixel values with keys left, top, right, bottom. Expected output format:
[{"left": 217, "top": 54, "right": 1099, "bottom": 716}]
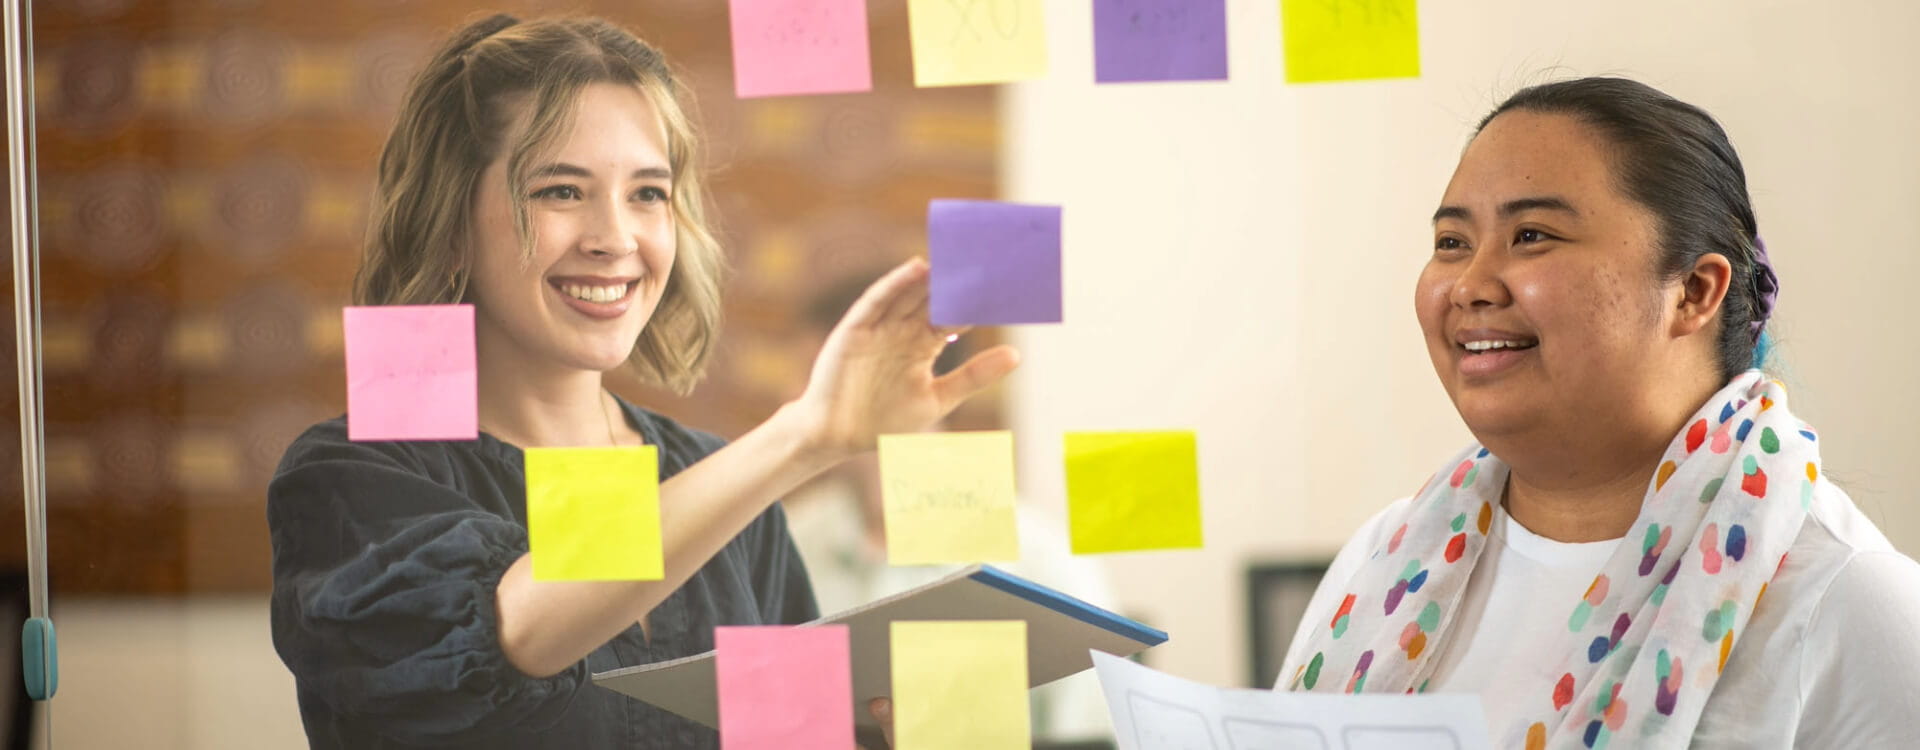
[{"left": 1279, "top": 78, "right": 1920, "bottom": 748}]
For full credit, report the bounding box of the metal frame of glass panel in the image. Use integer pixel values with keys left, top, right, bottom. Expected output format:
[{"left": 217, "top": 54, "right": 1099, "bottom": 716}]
[{"left": 4, "top": 0, "right": 54, "bottom": 710}]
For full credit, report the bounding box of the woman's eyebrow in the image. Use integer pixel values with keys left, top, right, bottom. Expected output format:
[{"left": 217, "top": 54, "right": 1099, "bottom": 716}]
[
  {"left": 528, "top": 162, "right": 673, "bottom": 180},
  {"left": 530, "top": 162, "right": 593, "bottom": 179},
  {"left": 1431, "top": 195, "right": 1578, "bottom": 225},
  {"left": 1498, "top": 195, "right": 1578, "bottom": 219},
  {"left": 1432, "top": 205, "right": 1470, "bottom": 224}
]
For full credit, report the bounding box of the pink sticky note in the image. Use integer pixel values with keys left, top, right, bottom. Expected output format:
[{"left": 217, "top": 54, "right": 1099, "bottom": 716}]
[
  {"left": 715, "top": 625, "right": 854, "bottom": 750},
  {"left": 729, "top": 0, "right": 873, "bottom": 98},
  {"left": 343, "top": 305, "right": 477, "bottom": 442}
]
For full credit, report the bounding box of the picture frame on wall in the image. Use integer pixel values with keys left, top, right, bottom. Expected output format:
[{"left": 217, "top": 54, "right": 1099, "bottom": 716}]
[{"left": 1245, "top": 560, "right": 1332, "bottom": 689}]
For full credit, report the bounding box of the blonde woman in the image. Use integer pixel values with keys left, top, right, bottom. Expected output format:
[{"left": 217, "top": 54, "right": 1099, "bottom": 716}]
[{"left": 267, "top": 15, "right": 1016, "bottom": 748}]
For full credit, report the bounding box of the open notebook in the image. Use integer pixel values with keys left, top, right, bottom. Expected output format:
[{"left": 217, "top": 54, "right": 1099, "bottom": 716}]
[{"left": 592, "top": 564, "right": 1168, "bottom": 728}]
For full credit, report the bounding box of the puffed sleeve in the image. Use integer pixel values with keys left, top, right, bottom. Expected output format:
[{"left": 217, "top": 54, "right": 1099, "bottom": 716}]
[{"left": 267, "top": 424, "right": 580, "bottom": 744}]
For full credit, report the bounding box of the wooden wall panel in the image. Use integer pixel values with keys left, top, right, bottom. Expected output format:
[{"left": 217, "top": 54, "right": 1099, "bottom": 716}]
[{"left": 0, "top": 0, "right": 1003, "bottom": 593}]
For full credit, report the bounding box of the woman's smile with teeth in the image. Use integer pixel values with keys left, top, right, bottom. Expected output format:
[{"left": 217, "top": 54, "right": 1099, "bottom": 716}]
[
  {"left": 559, "top": 282, "right": 631, "bottom": 303},
  {"left": 548, "top": 277, "right": 639, "bottom": 320},
  {"left": 1463, "top": 339, "right": 1536, "bottom": 352}
]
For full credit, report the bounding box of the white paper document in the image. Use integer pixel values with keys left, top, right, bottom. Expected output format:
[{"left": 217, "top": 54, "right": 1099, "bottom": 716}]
[{"left": 1092, "top": 651, "right": 1492, "bottom": 750}]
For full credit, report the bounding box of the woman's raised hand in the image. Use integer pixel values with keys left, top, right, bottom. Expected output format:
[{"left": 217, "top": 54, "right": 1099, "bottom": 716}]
[{"left": 788, "top": 258, "right": 1020, "bottom": 461}]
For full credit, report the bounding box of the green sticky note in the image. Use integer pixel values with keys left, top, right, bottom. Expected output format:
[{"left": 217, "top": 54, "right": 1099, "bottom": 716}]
[
  {"left": 907, "top": 0, "right": 1048, "bottom": 87},
  {"left": 1065, "top": 430, "right": 1204, "bottom": 554},
  {"left": 1280, "top": 0, "right": 1420, "bottom": 84},
  {"left": 879, "top": 431, "right": 1021, "bottom": 565},
  {"left": 890, "top": 620, "right": 1031, "bottom": 750},
  {"left": 526, "top": 446, "right": 664, "bottom": 581}
]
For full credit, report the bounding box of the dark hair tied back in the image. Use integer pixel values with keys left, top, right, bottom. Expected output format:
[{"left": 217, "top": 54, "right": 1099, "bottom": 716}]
[{"left": 1479, "top": 77, "right": 1776, "bottom": 380}]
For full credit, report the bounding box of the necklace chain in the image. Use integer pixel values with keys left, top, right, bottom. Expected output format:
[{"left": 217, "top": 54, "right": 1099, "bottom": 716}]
[{"left": 601, "top": 391, "right": 619, "bottom": 447}]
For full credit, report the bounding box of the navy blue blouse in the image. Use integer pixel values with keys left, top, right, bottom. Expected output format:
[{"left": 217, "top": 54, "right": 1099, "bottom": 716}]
[{"left": 267, "top": 399, "right": 818, "bottom": 748}]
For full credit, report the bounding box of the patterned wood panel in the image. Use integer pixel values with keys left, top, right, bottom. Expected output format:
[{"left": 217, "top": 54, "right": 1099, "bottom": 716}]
[{"left": 0, "top": 0, "right": 1004, "bottom": 593}]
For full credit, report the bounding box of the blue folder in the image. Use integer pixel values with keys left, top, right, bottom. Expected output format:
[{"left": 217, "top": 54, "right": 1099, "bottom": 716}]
[{"left": 593, "top": 563, "right": 1168, "bottom": 728}]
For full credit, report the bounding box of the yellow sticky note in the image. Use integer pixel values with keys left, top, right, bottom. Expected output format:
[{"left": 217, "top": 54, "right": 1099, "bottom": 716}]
[
  {"left": 890, "top": 621, "right": 1030, "bottom": 750},
  {"left": 879, "top": 431, "right": 1021, "bottom": 565},
  {"left": 1280, "top": 0, "right": 1420, "bottom": 83},
  {"left": 526, "top": 446, "right": 664, "bottom": 581},
  {"left": 1065, "top": 431, "right": 1204, "bottom": 554},
  {"left": 907, "top": 0, "right": 1048, "bottom": 87}
]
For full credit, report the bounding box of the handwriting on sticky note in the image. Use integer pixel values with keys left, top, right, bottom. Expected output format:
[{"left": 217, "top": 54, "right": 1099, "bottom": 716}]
[
  {"left": 1065, "top": 431, "right": 1204, "bottom": 554},
  {"left": 891, "top": 620, "right": 1031, "bottom": 750},
  {"left": 879, "top": 431, "right": 1021, "bottom": 565},
  {"left": 526, "top": 446, "right": 664, "bottom": 581},
  {"left": 729, "top": 0, "right": 873, "bottom": 98},
  {"left": 715, "top": 625, "right": 854, "bottom": 750},
  {"left": 907, "top": 0, "right": 1049, "bottom": 87},
  {"left": 343, "top": 305, "right": 477, "bottom": 442},
  {"left": 1093, "top": 0, "right": 1229, "bottom": 83},
  {"left": 927, "top": 199, "right": 1063, "bottom": 327},
  {"left": 1281, "top": 0, "right": 1420, "bottom": 84}
]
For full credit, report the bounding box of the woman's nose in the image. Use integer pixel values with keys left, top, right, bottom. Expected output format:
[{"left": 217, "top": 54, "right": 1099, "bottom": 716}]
[
  {"left": 1449, "top": 250, "right": 1511, "bottom": 309},
  {"left": 581, "top": 204, "right": 640, "bottom": 258}
]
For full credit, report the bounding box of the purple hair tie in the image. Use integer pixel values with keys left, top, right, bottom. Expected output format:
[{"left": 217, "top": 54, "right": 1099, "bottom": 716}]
[{"left": 1748, "top": 236, "right": 1778, "bottom": 340}]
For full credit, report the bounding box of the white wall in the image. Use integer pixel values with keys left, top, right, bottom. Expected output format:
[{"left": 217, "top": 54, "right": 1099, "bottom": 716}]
[{"left": 1003, "top": 0, "right": 1920, "bottom": 688}]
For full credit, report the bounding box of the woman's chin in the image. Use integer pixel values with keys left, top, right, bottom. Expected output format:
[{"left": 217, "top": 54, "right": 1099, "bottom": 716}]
[
  {"left": 1452, "top": 396, "right": 1536, "bottom": 443},
  {"left": 552, "top": 343, "right": 641, "bottom": 374},
  {"left": 586, "top": 351, "right": 638, "bottom": 373}
]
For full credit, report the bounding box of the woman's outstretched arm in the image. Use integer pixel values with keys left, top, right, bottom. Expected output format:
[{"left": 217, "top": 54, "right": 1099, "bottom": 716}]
[{"left": 494, "top": 258, "right": 1020, "bottom": 677}]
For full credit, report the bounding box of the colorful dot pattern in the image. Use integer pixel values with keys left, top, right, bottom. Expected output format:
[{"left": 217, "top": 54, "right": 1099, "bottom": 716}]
[{"left": 1284, "top": 372, "right": 1823, "bottom": 747}]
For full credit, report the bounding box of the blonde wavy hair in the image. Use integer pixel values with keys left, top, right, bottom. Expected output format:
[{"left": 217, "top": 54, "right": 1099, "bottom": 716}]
[{"left": 354, "top": 14, "right": 724, "bottom": 394}]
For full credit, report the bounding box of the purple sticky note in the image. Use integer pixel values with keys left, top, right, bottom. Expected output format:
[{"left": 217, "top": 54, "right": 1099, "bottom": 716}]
[
  {"left": 1093, "top": 0, "right": 1230, "bottom": 83},
  {"left": 729, "top": 0, "right": 873, "bottom": 98},
  {"left": 929, "top": 200, "right": 1063, "bottom": 327},
  {"left": 343, "top": 305, "right": 477, "bottom": 442},
  {"left": 715, "top": 625, "right": 854, "bottom": 750}
]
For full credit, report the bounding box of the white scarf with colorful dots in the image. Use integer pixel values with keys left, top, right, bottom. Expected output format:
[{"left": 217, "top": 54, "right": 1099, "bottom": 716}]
[{"left": 1284, "top": 371, "right": 1825, "bottom": 749}]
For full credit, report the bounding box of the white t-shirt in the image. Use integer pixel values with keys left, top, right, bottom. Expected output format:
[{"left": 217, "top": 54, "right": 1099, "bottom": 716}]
[{"left": 1281, "top": 484, "right": 1920, "bottom": 748}]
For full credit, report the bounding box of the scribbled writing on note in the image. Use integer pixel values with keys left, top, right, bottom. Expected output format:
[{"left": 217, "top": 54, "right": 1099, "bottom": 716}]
[
  {"left": 343, "top": 304, "right": 477, "bottom": 442},
  {"left": 1065, "top": 430, "right": 1204, "bottom": 554},
  {"left": 879, "top": 430, "right": 1022, "bottom": 564},
  {"left": 927, "top": 199, "right": 1064, "bottom": 327},
  {"left": 1280, "top": 0, "right": 1420, "bottom": 84},
  {"left": 729, "top": 0, "right": 873, "bottom": 98},
  {"left": 906, "top": 0, "right": 1049, "bottom": 87},
  {"left": 1093, "top": 0, "right": 1229, "bottom": 83}
]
